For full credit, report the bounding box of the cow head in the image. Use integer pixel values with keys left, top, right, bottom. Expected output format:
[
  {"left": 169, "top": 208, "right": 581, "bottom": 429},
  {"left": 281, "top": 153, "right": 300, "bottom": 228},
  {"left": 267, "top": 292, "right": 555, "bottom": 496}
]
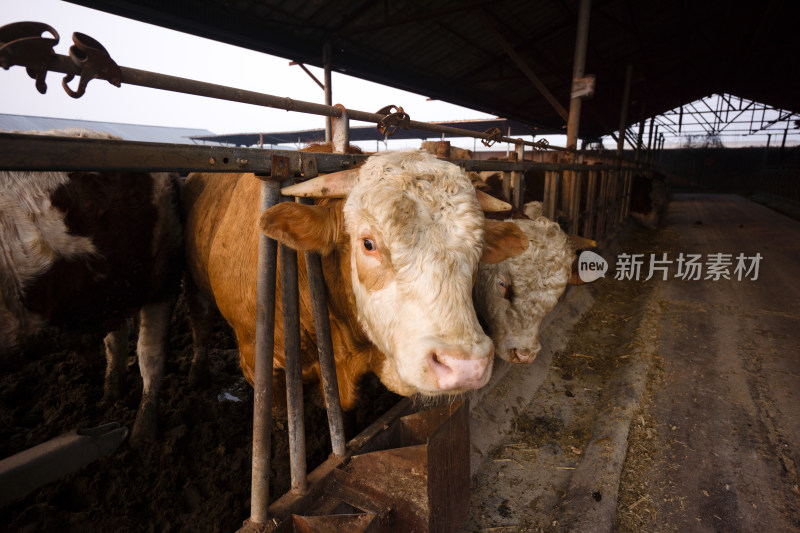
[
  {"left": 259, "top": 150, "right": 527, "bottom": 398},
  {"left": 474, "top": 215, "right": 573, "bottom": 364}
]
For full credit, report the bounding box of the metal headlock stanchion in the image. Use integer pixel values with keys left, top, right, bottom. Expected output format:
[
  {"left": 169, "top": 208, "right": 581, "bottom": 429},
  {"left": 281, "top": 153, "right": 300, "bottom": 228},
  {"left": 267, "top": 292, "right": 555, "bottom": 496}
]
[{"left": 1, "top": 21, "right": 654, "bottom": 532}]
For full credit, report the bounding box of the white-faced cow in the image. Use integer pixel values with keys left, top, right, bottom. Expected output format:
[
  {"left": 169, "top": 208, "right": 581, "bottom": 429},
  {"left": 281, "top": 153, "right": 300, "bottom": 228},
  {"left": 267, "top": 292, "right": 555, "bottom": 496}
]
[
  {"left": 183, "top": 149, "right": 528, "bottom": 408},
  {"left": 0, "top": 128, "right": 183, "bottom": 444},
  {"left": 474, "top": 201, "right": 574, "bottom": 363}
]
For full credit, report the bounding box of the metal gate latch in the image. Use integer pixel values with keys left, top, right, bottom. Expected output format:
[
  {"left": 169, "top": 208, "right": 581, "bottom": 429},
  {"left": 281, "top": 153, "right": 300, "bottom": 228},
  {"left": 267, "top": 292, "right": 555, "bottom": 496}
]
[
  {"left": 0, "top": 21, "right": 60, "bottom": 94},
  {"left": 62, "top": 31, "right": 122, "bottom": 98},
  {"left": 376, "top": 104, "right": 410, "bottom": 137},
  {"left": 481, "top": 127, "right": 503, "bottom": 147}
]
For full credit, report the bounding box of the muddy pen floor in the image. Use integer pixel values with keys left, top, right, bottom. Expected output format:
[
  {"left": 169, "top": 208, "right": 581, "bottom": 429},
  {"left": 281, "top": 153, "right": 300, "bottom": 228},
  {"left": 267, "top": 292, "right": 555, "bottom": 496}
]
[
  {"left": 0, "top": 296, "right": 400, "bottom": 532},
  {"left": 463, "top": 193, "right": 800, "bottom": 532}
]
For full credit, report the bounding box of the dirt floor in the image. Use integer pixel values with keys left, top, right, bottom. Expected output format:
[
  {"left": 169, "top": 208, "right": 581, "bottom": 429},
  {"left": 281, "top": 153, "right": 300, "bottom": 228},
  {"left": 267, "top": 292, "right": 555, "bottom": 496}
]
[
  {"left": 464, "top": 193, "right": 800, "bottom": 532},
  {"left": 462, "top": 221, "right": 665, "bottom": 532},
  {"left": 615, "top": 194, "right": 800, "bottom": 532},
  {"left": 0, "top": 296, "right": 400, "bottom": 533}
]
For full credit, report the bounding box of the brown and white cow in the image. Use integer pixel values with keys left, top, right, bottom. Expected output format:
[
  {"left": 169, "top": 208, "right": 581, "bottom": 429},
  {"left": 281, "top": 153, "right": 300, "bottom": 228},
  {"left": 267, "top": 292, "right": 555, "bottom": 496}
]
[
  {"left": 0, "top": 128, "right": 183, "bottom": 444},
  {"left": 183, "top": 150, "right": 528, "bottom": 408},
  {"left": 474, "top": 201, "right": 574, "bottom": 364}
]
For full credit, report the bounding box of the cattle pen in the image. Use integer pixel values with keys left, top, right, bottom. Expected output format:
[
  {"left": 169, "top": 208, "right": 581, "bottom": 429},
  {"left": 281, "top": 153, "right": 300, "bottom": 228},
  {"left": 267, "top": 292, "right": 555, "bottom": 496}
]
[{"left": 0, "top": 15, "right": 654, "bottom": 533}]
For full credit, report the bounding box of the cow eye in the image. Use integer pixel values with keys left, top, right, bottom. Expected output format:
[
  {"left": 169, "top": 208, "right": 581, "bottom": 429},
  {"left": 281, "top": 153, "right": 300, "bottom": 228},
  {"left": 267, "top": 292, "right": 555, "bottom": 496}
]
[
  {"left": 496, "top": 275, "right": 507, "bottom": 294},
  {"left": 363, "top": 238, "right": 376, "bottom": 252}
]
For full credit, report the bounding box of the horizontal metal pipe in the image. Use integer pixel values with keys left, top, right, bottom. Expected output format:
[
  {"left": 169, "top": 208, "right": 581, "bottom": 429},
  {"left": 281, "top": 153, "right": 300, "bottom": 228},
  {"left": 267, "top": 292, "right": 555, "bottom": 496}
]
[
  {"left": 0, "top": 132, "right": 365, "bottom": 173},
  {"left": 0, "top": 133, "right": 639, "bottom": 174},
  {"left": 21, "top": 53, "right": 568, "bottom": 152}
]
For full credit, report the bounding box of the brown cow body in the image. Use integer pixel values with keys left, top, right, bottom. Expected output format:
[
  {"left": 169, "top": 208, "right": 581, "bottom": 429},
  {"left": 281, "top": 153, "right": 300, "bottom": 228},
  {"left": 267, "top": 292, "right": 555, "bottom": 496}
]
[{"left": 184, "top": 150, "right": 528, "bottom": 408}]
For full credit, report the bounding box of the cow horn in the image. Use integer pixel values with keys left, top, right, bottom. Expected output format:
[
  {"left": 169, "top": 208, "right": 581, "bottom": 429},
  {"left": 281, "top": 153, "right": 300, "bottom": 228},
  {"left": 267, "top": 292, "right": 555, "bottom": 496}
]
[
  {"left": 281, "top": 168, "right": 360, "bottom": 198},
  {"left": 568, "top": 234, "right": 597, "bottom": 250},
  {"left": 476, "top": 190, "right": 512, "bottom": 212}
]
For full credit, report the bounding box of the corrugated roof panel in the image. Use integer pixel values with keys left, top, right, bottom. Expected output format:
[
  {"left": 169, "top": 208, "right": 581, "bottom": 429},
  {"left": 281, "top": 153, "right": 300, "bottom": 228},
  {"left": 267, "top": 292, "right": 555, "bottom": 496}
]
[{"left": 0, "top": 114, "right": 217, "bottom": 144}]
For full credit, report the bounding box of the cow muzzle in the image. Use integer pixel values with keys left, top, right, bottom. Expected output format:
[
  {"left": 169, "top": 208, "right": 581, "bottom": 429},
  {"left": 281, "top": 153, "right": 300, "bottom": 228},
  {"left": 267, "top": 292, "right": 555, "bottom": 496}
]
[
  {"left": 508, "top": 345, "right": 540, "bottom": 364},
  {"left": 427, "top": 344, "right": 492, "bottom": 391}
]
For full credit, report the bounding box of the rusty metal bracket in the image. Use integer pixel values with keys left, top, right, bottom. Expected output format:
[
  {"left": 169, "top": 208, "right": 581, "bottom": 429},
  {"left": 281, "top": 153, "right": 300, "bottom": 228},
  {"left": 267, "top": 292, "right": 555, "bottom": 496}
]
[
  {"left": 376, "top": 105, "right": 410, "bottom": 137},
  {"left": 62, "top": 31, "right": 122, "bottom": 98},
  {"left": 0, "top": 21, "right": 59, "bottom": 94},
  {"left": 481, "top": 127, "right": 503, "bottom": 147},
  {"left": 533, "top": 138, "right": 550, "bottom": 151}
]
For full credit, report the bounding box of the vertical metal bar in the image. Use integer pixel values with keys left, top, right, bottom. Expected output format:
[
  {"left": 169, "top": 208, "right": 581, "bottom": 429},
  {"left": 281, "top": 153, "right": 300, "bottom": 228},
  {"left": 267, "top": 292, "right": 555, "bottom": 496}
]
[
  {"left": 617, "top": 65, "right": 633, "bottom": 158},
  {"left": 646, "top": 116, "right": 655, "bottom": 164},
  {"left": 502, "top": 149, "right": 513, "bottom": 202},
  {"left": 569, "top": 155, "right": 583, "bottom": 235},
  {"left": 511, "top": 142, "right": 525, "bottom": 211},
  {"left": 583, "top": 169, "right": 597, "bottom": 240},
  {"left": 650, "top": 125, "right": 659, "bottom": 166},
  {"left": 332, "top": 104, "right": 350, "bottom": 153},
  {"left": 608, "top": 169, "right": 619, "bottom": 230},
  {"left": 297, "top": 156, "right": 346, "bottom": 458},
  {"left": 280, "top": 197, "right": 308, "bottom": 494},
  {"left": 249, "top": 176, "right": 281, "bottom": 526},
  {"left": 619, "top": 170, "right": 629, "bottom": 225},
  {"left": 323, "top": 42, "right": 333, "bottom": 144},
  {"left": 595, "top": 170, "right": 607, "bottom": 239},
  {"left": 635, "top": 108, "right": 646, "bottom": 163},
  {"left": 619, "top": 168, "right": 627, "bottom": 223},
  {"left": 546, "top": 171, "right": 559, "bottom": 223},
  {"left": 543, "top": 172, "right": 553, "bottom": 220}
]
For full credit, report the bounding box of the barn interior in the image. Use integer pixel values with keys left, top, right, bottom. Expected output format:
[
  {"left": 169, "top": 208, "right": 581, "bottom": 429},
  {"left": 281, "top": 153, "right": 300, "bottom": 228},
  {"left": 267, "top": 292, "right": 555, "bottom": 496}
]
[{"left": 2, "top": 1, "right": 800, "bottom": 532}]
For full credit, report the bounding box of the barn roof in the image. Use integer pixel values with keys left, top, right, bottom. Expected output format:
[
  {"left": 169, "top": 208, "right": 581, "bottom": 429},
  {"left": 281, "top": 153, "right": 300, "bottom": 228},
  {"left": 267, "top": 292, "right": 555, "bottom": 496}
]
[
  {"left": 0, "top": 113, "right": 216, "bottom": 144},
  {"left": 64, "top": 0, "right": 800, "bottom": 141}
]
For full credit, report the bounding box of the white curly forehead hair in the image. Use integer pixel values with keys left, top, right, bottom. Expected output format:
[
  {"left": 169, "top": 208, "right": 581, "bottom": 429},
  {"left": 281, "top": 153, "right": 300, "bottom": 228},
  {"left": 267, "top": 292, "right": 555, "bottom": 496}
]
[{"left": 343, "top": 150, "right": 485, "bottom": 273}]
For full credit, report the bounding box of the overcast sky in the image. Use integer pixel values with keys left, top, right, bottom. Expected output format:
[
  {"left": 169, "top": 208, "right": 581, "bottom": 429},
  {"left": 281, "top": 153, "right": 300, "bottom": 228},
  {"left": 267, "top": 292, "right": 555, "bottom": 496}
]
[{"left": 1, "top": 0, "right": 514, "bottom": 150}]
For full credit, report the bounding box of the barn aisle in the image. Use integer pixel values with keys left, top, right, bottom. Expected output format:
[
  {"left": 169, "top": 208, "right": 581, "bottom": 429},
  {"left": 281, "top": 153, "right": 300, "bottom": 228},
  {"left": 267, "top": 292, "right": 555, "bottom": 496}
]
[
  {"left": 616, "top": 193, "right": 800, "bottom": 532},
  {"left": 462, "top": 193, "right": 800, "bottom": 533}
]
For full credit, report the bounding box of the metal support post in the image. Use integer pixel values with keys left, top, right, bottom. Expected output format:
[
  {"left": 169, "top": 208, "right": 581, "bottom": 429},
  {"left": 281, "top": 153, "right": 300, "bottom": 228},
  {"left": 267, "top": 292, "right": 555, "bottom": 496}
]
[
  {"left": 564, "top": 0, "right": 592, "bottom": 216},
  {"left": 332, "top": 104, "right": 350, "bottom": 153},
  {"left": 323, "top": 42, "right": 332, "bottom": 144},
  {"left": 511, "top": 142, "right": 525, "bottom": 211}
]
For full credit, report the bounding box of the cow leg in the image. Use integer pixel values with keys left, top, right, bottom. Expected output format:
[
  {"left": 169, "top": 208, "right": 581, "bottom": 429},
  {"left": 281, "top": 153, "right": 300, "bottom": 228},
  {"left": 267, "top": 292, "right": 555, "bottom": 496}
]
[
  {"left": 103, "top": 320, "right": 129, "bottom": 401},
  {"left": 185, "top": 278, "right": 214, "bottom": 388},
  {"left": 130, "top": 299, "right": 171, "bottom": 445}
]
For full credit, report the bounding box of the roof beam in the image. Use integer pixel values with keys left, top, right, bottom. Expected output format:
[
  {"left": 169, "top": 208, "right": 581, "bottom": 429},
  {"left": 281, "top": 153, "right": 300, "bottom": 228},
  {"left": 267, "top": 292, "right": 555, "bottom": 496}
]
[
  {"left": 335, "top": 0, "right": 492, "bottom": 36},
  {"left": 484, "top": 13, "right": 569, "bottom": 122}
]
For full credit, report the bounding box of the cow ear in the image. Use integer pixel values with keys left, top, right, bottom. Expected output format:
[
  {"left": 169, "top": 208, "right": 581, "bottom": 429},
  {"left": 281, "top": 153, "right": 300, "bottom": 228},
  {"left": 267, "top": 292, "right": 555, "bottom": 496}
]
[
  {"left": 481, "top": 219, "right": 529, "bottom": 264},
  {"left": 258, "top": 202, "right": 341, "bottom": 255}
]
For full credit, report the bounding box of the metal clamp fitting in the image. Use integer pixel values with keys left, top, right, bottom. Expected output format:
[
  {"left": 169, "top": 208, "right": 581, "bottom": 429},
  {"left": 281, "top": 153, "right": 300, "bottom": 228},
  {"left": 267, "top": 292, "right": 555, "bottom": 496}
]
[
  {"left": 62, "top": 31, "right": 122, "bottom": 98},
  {"left": 376, "top": 104, "right": 410, "bottom": 137},
  {"left": 0, "top": 21, "right": 59, "bottom": 94}
]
